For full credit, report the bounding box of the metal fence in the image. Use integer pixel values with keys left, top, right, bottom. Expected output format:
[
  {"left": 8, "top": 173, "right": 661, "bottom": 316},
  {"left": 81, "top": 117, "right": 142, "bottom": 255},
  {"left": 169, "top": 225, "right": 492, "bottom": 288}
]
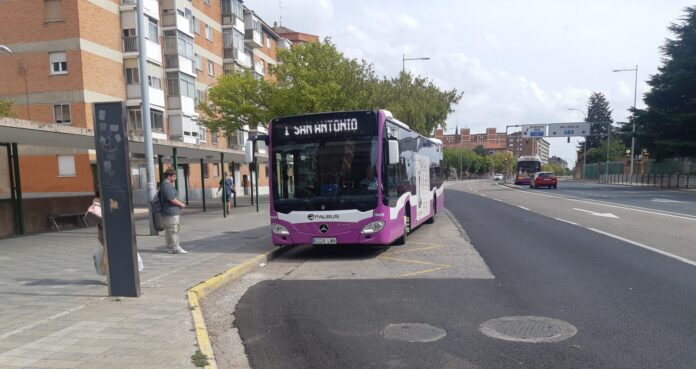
[
  {"left": 599, "top": 173, "right": 692, "bottom": 189},
  {"left": 583, "top": 162, "right": 625, "bottom": 179}
]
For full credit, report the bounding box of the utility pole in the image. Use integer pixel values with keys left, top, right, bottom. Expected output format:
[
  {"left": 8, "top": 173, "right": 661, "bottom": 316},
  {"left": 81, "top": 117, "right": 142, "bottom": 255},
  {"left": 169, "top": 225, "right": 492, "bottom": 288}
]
[{"left": 137, "top": 0, "right": 157, "bottom": 235}]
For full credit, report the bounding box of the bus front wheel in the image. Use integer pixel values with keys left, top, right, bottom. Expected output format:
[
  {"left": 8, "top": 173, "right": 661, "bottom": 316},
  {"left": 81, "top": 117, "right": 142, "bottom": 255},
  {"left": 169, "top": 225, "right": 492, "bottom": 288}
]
[{"left": 394, "top": 213, "right": 410, "bottom": 245}]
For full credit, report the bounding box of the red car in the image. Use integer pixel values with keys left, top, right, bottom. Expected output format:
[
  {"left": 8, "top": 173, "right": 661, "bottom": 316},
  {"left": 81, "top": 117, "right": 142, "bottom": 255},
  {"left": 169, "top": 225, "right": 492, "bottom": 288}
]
[{"left": 530, "top": 172, "right": 557, "bottom": 189}]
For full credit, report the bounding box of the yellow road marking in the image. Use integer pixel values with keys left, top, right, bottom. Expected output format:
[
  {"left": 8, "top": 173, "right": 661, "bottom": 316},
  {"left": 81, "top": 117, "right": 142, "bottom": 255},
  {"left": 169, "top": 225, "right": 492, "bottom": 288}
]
[
  {"left": 398, "top": 265, "right": 451, "bottom": 278},
  {"left": 406, "top": 242, "right": 447, "bottom": 246},
  {"left": 388, "top": 244, "right": 446, "bottom": 255},
  {"left": 379, "top": 255, "right": 451, "bottom": 267}
]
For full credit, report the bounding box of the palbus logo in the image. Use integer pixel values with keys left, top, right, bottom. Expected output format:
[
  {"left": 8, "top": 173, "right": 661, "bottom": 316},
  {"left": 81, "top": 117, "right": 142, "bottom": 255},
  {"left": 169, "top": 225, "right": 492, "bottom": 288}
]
[{"left": 307, "top": 214, "right": 339, "bottom": 221}]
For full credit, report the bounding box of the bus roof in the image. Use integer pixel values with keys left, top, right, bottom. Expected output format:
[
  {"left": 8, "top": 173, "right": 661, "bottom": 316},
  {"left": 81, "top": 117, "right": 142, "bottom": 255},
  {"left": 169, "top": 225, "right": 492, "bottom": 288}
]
[
  {"left": 428, "top": 137, "right": 443, "bottom": 145},
  {"left": 518, "top": 155, "right": 541, "bottom": 162}
]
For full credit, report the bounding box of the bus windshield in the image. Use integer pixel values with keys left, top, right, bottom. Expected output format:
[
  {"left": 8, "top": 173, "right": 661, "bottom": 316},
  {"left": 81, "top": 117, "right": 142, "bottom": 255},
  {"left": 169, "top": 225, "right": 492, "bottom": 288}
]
[{"left": 271, "top": 111, "right": 379, "bottom": 213}]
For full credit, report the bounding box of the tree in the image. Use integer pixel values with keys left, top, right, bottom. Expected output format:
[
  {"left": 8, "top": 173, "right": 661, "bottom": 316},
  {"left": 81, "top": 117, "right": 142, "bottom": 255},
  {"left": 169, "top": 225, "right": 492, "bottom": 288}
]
[
  {"left": 371, "top": 72, "right": 462, "bottom": 135},
  {"left": 443, "top": 147, "right": 478, "bottom": 178},
  {"left": 585, "top": 138, "right": 627, "bottom": 164},
  {"left": 202, "top": 38, "right": 462, "bottom": 136},
  {"left": 199, "top": 69, "right": 274, "bottom": 134},
  {"left": 491, "top": 151, "right": 517, "bottom": 174},
  {"left": 583, "top": 92, "right": 613, "bottom": 149},
  {"left": 0, "top": 100, "right": 16, "bottom": 118},
  {"left": 632, "top": 6, "right": 696, "bottom": 159},
  {"left": 473, "top": 145, "right": 487, "bottom": 157}
]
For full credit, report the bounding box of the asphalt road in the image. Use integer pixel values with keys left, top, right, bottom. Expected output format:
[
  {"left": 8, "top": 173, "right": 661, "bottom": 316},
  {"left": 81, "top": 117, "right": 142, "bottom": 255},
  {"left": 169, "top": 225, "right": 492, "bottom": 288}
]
[
  {"left": 514, "top": 179, "right": 696, "bottom": 216},
  {"left": 211, "top": 183, "right": 696, "bottom": 369}
]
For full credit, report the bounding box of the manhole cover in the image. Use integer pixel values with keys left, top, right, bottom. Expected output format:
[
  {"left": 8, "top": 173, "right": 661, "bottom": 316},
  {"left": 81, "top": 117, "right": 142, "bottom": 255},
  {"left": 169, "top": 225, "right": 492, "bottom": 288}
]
[
  {"left": 382, "top": 323, "right": 446, "bottom": 343},
  {"left": 479, "top": 316, "right": 576, "bottom": 343}
]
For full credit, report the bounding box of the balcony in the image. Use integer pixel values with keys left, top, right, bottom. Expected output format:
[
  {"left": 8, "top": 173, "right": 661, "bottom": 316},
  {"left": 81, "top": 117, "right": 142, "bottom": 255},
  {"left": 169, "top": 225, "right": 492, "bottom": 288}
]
[
  {"left": 121, "top": 0, "right": 159, "bottom": 20},
  {"left": 162, "top": 11, "right": 193, "bottom": 37},
  {"left": 126, "top": 84, "right": 165, "bottom": 108},
  {"left": 167, "top": 95, "right": 195, "bottom": 116},
  {"left": 145, "top": 39, "right": 162, "bottom": 65},
  {"left": 277, "top": 38, "right": 292, "bottom": 50},
  {"left": 237, "top": 51, "right": 252, "bottom": 68},
  {"left": 169, "top": 114, "right": 200, "bottom": 144},
  {"left": 223, "top": 47, "right": 236, "bottom": 60},
  {"left": 123, "top": 36, "right": 138, "bottom": 53},
  {"left": 222, "top": 14, "right": 245, "bottom": 33},
  {"left": 244, "top": 14, "right": 263, "bottom": 48},
  {"left": 164, "top": 55, "right": 195, "bottom": 76}
]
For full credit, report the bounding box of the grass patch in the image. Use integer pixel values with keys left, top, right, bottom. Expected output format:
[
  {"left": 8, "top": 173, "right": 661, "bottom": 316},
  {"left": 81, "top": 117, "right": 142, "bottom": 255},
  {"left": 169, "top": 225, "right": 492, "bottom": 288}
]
[{"left": 191, "top": 350, "right": 209, "bottom": 367}]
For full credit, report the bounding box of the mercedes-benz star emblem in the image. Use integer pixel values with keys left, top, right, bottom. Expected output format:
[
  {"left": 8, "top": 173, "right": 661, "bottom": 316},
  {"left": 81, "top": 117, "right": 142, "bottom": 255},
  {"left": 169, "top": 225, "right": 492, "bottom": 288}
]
[{"left": 319, "top": 224, "right": 329, "bottom": 233}]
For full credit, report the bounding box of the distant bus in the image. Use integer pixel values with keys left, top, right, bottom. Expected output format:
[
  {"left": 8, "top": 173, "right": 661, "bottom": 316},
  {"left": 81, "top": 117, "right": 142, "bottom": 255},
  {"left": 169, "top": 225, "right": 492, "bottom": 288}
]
[
  {"left": 259, "top": 110, "right": 444, "bottom": 246},
  {"left": 514, "top": 156, "right": 542, "bottom": 185}
]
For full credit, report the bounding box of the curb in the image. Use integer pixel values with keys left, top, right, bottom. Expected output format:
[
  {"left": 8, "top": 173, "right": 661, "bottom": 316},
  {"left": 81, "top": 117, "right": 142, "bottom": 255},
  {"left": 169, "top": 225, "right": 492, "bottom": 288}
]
[{"left": 186, "top": 246, "right": 288, "bottom": 369}]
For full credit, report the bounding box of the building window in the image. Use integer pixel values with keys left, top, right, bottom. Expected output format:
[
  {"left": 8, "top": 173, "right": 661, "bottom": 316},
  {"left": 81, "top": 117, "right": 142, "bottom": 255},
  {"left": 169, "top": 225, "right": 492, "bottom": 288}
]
[
  {"left": 199, "top": 127, "right": 207, "bottom": 143},
  {"left": 211, "top": 132, "right": 218, "bottom": 145},
  {"left": 44, "top": 0, "right": 63, "bottom": 22},
  {"left": 53, "top": 104, "right": 71, "bottom": 124},
  {"left": 147, "top": 17, "right": 159, "bottom": 44},
  {"left": 151, "top": 110, "right": 164, "bottom": 132},
  {"left": 213, "top": 163, "right": 220, "bottom": 177},
  {"left": 203, "top": 0, "right": 210, "bottom": 5},
  {"left": 195, "top": 89, "right": 205, "bottom": 104},
  {"left": 202, "top": 164, "right": 209, "bottom": 178},
  {"left": 205, "top": 24, "right": 213, "bottom": 41},
  {"left": 195, "top": 54, "right": 202, "bottom": 70},
  {"left": 148, "top": 75, "right": 162, "bottom": 89},
  {"left": 125, "top": 68, "right": 139, "bottom": 84},
  {"left": 127, "top": 109, "right": 143, "bottom": 130},
  {"left": 57, "top": 155, "right": 76, "bottom": 177},
  {"left": 193, "top": 17, "right": 200, "bottom": 34},
  {"left": 207, "top": 61, "right": 214, "bottom": 76},
  {"left": 49, "top": 52, "right": 67, "bottom": 75}
]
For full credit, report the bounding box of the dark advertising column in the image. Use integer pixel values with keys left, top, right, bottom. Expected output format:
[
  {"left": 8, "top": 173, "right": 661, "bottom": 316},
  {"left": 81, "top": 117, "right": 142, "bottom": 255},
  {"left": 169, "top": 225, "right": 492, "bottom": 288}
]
[{"left": 93, "top": 102, "right": 140, "bottom": 297}]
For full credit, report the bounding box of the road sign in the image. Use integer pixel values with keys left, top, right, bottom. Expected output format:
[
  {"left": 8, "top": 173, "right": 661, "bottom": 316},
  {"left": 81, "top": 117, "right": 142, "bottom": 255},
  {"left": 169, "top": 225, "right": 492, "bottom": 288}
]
[
  {"left": 547, "top": 123, "right": 590, "bottom": 137},
  {"left": 521, "top": 124, "right": 546, "bottom": 137}
]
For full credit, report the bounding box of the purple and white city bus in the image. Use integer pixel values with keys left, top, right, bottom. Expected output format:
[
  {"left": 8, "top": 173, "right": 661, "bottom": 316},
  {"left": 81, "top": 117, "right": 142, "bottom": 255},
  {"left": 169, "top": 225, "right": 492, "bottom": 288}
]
[{"left": 257, "top": 110, "right": 444, "bottom": 246}]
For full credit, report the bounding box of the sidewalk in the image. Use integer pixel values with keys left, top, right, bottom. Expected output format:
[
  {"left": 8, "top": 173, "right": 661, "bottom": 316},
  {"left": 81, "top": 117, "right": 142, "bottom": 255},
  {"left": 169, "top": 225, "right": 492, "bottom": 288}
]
[{"left": 0, "top": 201, "right": 272, "bottom": 369}]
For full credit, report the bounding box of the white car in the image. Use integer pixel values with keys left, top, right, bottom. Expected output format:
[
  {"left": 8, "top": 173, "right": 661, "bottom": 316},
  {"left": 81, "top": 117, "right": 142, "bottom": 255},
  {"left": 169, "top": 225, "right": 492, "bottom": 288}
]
[{"left": 493, "top": 173, "right": 503, "bottom": 181}]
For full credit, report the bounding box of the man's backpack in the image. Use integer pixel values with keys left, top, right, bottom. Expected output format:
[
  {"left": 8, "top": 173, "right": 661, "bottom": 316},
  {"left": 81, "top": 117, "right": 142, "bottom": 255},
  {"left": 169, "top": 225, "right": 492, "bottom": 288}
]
[{"left": 151, "top": 190, "right": 165, "bottom": 231}]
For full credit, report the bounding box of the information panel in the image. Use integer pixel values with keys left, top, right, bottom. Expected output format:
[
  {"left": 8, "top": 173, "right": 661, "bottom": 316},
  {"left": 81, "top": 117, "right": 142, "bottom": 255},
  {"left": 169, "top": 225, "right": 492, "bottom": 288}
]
[
  {"left": 547, "top": 123, "right": 591, "bottom": 137},
  {"left": 93, "top": 102, "right": 140, "bottom": 297},
  {"left": 521, "top": 124, "right": 546, "bottom": 137}
]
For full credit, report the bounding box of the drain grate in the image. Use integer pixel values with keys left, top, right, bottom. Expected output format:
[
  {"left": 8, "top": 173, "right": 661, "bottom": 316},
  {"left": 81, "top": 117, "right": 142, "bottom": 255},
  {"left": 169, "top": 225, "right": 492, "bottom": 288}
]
[
  {"left": 479, "top": 316, "right": 576, "bottom": 343},
  {"left": 382, "top": 323, "right": 446, "bottom": 343}
]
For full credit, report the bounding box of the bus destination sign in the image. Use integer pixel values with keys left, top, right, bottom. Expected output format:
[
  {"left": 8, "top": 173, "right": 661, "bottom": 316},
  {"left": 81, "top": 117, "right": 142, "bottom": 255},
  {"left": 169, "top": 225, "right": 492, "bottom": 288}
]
[{"left": 272, "top": 111, "right": 377, "bottom": 139}]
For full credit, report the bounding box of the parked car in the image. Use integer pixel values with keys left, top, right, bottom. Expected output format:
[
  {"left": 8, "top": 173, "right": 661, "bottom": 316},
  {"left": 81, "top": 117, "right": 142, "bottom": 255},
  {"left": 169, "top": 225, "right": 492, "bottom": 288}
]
[
  {"left": 493, "top": 173, "right": 503, "bottom": 181},
  {"left": 530, "top": 172, "right": 557, "bottom": 189}
]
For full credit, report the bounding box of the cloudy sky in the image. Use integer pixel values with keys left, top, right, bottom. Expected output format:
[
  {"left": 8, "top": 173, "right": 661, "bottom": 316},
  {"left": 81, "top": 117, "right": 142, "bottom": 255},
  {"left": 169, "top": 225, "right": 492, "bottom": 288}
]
[{"left": 245, "top": 0, "right": 693, "bottom": 165}]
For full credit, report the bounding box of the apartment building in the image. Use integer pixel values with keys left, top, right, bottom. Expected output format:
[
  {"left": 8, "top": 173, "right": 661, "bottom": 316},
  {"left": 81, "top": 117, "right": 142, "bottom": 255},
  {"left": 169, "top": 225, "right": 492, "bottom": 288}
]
[
  {"left": 433, "top": 127, "right": 509, "bottom": 154},
  {"left": 507, "top": 132, "right": 550, "bottom": 163},
  {"left": 0, "top": 0, "right": 316, "bottom": 237},
  {"left": 549, "top": 156, "right": 568, "bottom": 169}
]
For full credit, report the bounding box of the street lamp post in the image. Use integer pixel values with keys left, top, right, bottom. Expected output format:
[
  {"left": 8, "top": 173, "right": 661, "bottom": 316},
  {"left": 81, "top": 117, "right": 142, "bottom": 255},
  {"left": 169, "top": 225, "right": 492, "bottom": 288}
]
[
  {"left": 613, "top": 65, "right": 638, "bottom": 181},
  {"left": 402, "top": 54, "right": 430, "bottom": 73},
  {"left": 0, "top": 45, "right": 30, "bottom": 120},
  {"left": 567, "top": 108, "right": 588, "bottom": 179}
]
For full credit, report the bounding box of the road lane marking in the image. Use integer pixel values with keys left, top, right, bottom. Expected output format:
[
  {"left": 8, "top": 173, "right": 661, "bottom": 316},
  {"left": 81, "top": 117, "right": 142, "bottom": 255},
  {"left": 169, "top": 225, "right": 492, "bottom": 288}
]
[
  {"left": 573, "top": 208, "right": 619, "bottom": 219},
  {"left": 587, "top": 228, "right": 696, "bottom": 267},
  {"left": 507, "top": 187, "right": 696, "bottom": 221},
  {"left": 379, "top": 256, "right": 451, "bottom": 267},
  {"left": 397, "top": 266, "right": 451, "bottom": 278},
  {"left": 554, "top": 218, "right": 579, "bottom": 226},
  {"left": 389, "top": 245, "right": 446, "bottom": 254},
  {"left": 652, "top": 198, "right": 688, "bottom": 203},
  {"left": 518, "top": 206, "right": 531, "bottom": 211}
]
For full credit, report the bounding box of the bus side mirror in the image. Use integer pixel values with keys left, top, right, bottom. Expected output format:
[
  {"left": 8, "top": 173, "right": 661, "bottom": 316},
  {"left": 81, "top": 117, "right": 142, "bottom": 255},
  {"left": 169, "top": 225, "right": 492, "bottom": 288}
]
[
  {"left": 244, "top": 140, "right": 254, "bottom": 163},
  {"left": 388, "top": 139, "right": 399, "bottom": 165}
]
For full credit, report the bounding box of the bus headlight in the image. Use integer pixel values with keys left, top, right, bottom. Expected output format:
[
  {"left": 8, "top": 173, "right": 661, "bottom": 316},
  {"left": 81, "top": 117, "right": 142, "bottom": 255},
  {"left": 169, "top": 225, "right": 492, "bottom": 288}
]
[
  {"left": 271, "top": 223, "right": 289, "bottom": 235},
  {"left": 361, "top": 221, "right": 385, "bottom": 234}
]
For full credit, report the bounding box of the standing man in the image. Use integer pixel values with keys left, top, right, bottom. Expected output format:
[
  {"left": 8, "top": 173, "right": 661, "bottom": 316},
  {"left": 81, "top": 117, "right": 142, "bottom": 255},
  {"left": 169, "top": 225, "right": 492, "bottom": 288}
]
[
  {"left": 161, "top": 168, "right": 187, "bottom": 254},
  {"left": 217, "top": 172, "right": 235, "bottom": 213}
]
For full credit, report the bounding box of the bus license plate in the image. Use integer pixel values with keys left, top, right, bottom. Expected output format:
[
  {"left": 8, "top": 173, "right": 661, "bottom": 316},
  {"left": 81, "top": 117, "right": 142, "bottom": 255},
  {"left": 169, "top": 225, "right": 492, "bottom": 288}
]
[{"left": 313, "top": 237, "right": 337, "bottom": 245}]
